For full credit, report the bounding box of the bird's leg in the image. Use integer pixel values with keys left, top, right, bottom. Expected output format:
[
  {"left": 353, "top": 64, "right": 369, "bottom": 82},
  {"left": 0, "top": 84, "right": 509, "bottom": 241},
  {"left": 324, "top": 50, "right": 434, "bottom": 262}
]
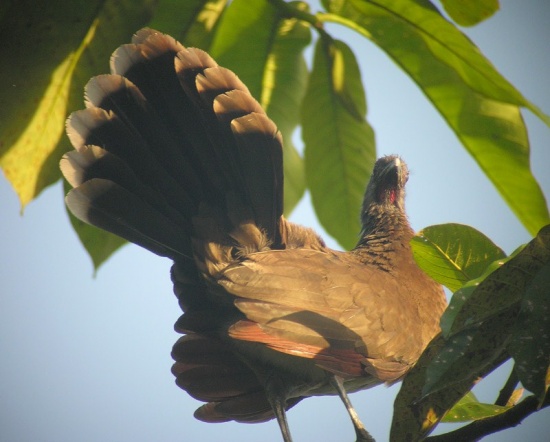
[
  {"left": 330, "top": 375, "right": 375, "bottom": 442},
  {"left": 265, "top": 375, "right": 293, "bottom": 442}
]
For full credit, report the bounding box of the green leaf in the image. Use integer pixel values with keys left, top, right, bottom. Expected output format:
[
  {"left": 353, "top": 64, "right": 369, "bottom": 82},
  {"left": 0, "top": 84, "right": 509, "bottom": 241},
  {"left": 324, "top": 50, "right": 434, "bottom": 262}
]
[
  {"left": 412, "top": 223, "right": 506, "bottom": 292},
  {"left": 439, "top": 257, "right": 506, "bottom": 335},
  {"left": 209, "top": 0, "right": 310, "bottom": 214},
  {"left": 0, "top": 0, "right": 155, "bottom": 210},
  {"left": 209, "top": 0, "right": 278, "bottom": 99},
  {"left": 420, "top": 225, "right": 550, "bottom": 400},
  {"left": 508, "top": 260, "right": 550, "bottom": 404},
  {"left": 0, "top": 0, "right": 157, "bottom": 211},
  {"left": 423, "top": 309, "right": 514, "bottom": 399},
  {"left": 392, "top": 226, "right": 550, "bottom": 438},
  {"left": 262, "top": 3, "right": 312, "bottom": 214},
  {"left": 322, "top": 0, "right": 550, "bottom": 236},
  {"left": 391, "top": 335, "right": 448, "bottom": 440},
  {"left": 149, "top": 0, "right": 227, "bottom": 50},
  {"left": 302, "top": 37, "right": 376, "bottom": 250},
  {"left": 390, "top": 332, "right": 506, "bottom": 440},
  {"left": 441, "top": 392, "right": 509, "bottom": 423},
  {"left": 447, "top": 225, "right": 550, "bottom": 336},
  {"left": 441, "top": 0, "right": 500, "bottom": 27},
  {"left": 391, "top": 321, "right": 513, "bottom": 439}
]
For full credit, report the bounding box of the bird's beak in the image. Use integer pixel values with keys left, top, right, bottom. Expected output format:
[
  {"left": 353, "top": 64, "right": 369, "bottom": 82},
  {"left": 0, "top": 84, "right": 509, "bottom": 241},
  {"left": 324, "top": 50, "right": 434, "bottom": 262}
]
[{"left": 382, "top": 157, "right": 402, "bottom": 186}]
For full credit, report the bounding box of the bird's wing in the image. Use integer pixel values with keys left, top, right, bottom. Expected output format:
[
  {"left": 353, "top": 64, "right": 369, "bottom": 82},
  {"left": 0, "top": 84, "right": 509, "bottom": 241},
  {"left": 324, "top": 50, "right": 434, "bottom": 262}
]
[{"left": 218, "top": 248, "right": 422, "bottom": 380}]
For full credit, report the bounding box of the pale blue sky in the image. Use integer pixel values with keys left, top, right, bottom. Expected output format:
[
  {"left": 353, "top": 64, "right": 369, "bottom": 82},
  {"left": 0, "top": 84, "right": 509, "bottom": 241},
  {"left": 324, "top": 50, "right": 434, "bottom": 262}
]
[{"left": 1, "top": 1, "right": 549, "bottom": 441}]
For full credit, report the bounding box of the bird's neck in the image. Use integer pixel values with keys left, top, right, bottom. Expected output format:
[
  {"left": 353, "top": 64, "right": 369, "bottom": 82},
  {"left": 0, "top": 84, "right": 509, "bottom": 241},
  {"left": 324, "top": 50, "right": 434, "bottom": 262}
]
[{"left": 354, "top": 205, "right": 414, "bottom": 260}]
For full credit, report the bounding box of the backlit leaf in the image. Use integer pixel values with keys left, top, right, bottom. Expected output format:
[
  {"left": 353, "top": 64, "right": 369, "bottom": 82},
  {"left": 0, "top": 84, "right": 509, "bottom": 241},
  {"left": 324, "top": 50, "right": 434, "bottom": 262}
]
[
  {"left": 441, "top": 0, "right": 500, "bottom": 27},
  {"left": 149, "top": 0, "right": 227, "bottom": 50},
  {"left": 0, "top": 0, "right": 155, "bottom": 210},
  {"left": 302, "top": 37, "right": 375, "bottom": 250},
  {"left": 322, "top": 0, "right": 550, "bottom": 236},
  {"left": 209, "top": 0, "right": 310, "bottom": 213},
  {"left": 412, "top": 223, "right": 506, "bottom": 292},
  {"left": 442, "top": 392, "right": 509, "bottom": 423}
]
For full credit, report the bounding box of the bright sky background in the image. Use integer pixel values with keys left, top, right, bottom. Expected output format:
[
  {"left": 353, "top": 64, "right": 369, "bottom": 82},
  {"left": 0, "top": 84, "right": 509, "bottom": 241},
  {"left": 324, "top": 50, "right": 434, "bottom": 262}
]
[{"left": 1, "top": 1, "right": 549, "bottom": 441}]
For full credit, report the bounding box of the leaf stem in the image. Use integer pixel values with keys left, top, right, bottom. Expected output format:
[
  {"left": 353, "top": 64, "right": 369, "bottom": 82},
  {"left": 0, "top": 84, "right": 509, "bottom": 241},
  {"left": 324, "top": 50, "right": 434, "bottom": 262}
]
[{"left": 266, "top": 0, "right": 332, "bottom": 41}]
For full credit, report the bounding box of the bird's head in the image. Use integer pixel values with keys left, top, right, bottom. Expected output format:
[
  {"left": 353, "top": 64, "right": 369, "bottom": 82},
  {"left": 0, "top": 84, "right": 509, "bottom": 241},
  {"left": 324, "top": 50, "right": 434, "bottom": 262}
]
[{"left": 360, "top": 155, "right": 410, "bottom": 238}]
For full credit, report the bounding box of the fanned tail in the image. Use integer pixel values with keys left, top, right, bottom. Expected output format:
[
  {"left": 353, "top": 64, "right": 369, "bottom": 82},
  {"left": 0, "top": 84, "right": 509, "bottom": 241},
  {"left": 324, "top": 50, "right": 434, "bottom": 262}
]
[
  {"left": 61, "top": 28, "right": 289, "bottom": 423},
  {"left": 61, "top": 28, "right": 284, "bottom": 264}
]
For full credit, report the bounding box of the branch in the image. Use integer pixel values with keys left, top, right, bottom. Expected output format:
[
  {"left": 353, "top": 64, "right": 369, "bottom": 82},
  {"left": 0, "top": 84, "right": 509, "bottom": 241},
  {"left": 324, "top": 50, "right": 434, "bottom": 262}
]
[
  {"left": 495, "top": 368, "right": 519, "bottom": 406},
  {"left": 425, "top": 393, "right": 550, "bottom": 442}
]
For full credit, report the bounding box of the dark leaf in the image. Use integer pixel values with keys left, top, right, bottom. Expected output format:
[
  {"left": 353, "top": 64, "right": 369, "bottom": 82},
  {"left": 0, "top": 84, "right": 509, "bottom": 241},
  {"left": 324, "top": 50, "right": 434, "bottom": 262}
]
[
  {"left": 394, "top": 226, "right": 550, "bottom": 438},
  {"left": 508, "top": 260, "right": 550, "bottom": 404},
  {"left": 446, "top": 225, "right": 550, "bottom": 336}
]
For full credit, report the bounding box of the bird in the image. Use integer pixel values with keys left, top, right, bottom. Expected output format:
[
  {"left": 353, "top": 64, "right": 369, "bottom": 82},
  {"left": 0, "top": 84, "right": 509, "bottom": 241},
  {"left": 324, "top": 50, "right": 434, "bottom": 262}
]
[{"left": 60, "top": 28, "right": 447, "bottom": 442}]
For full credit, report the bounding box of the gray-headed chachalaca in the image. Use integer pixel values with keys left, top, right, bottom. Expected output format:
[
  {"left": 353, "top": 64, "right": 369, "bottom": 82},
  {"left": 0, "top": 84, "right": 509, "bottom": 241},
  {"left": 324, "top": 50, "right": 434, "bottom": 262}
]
[{"left": 60, "top": 28, "right": 447, "bottom": 442}]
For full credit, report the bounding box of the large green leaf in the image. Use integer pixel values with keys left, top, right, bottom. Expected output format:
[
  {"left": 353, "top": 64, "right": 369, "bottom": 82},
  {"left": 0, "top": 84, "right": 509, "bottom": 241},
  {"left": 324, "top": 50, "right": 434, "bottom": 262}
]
[
  {"left": 441, "top": 0, "right": 499, "bottom": 27},
  {"left": 412, "top": 223, "right": 506, "bottom": 292},
  {"left": 423, "top": 309, "right": 515, "bottom": 399},
  {"left": 322, "top": 0, "right": 550, "bottom": 236},
  {"left": 391, "top": 333, "right": 509, "bottom": 440},
  {"left": 438, "top": 257, "right": 508, "bottom": 335},
  {"left": 393, "top": 225, "right": 550, "bottom": 438},
  {"left": 302, "top": 37, "right": 376, "bottom": 250},
  {"left": 209, "top": 0, "right": 278, "bottom": 99},
  {"left": 149, "top": 0, "right": 227, "bottom": 49},
  {"left": 392, "top": 306, "right": 516, "bottom": 438},
  {"left": 262, "top": 3, "right": 311, "bottom": 213},
  {"left": 423, "top": 225, "right": 550, "bottom": 399},
  {"left": 445, "top": 225, "right": 550, "bottom": 336},
  {"left": 0, "top": 0, "right": 155, "bottom": 209},
  {"left": 209, "top": 0, "right": 310, "bottom": 214}
]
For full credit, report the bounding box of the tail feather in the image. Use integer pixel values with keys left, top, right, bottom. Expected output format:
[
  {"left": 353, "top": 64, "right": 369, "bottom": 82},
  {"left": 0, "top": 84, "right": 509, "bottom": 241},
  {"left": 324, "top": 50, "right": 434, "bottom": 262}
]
[
  {"left": 63, "top": 28, "right": 283, "bottom": 255},
  {"left": 61, "top": 28, "right": 293, "bottom": 425},
  {"left": 194, "top": 392, "right": 303, "bottom": 424},
  {"left": 84, "top": 75, "right": 208, "bottom": 206},
  {"left": 66, "top": 179, "right": 192, "bottom": 259},
  {"left": 171, "top": 335, "right": 304, "bottom": 424},
  {"left": 65, "top": 107, "right": 196, "bottom": 233},
  {"left": 230, "top": 112, "right": 283, "bottom": 242}
]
